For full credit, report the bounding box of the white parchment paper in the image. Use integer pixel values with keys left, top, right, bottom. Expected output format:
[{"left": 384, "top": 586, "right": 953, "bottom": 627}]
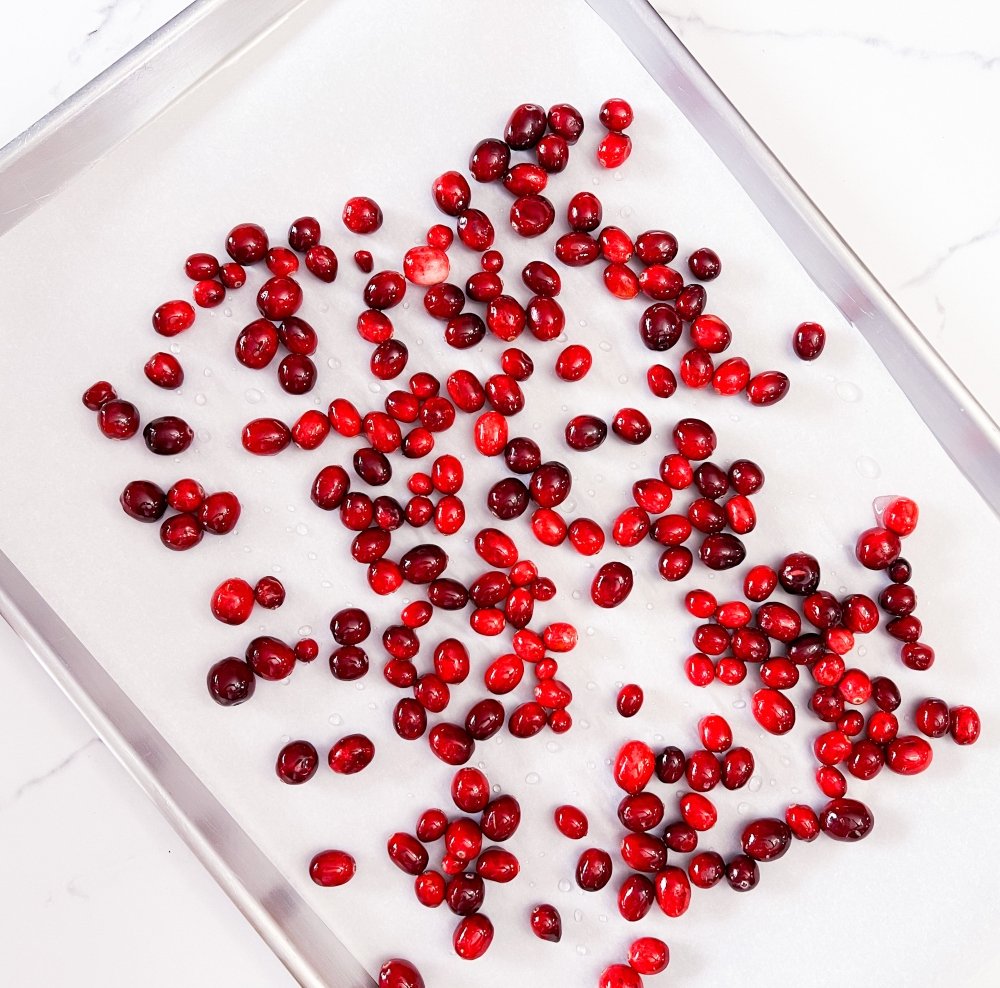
[{"left": 1, "top": 0, "right": 998, "bottom": 984}]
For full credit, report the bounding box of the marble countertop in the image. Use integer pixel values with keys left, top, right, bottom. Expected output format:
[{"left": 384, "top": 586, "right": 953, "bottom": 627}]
[{"left": 1, "top": 1, "right": 996, "bottom": 984}]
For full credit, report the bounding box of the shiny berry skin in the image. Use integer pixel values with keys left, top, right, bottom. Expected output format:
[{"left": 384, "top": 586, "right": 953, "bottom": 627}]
[
  {"left": 591, "top": 561, "right": 634, "bottom": 608},
  {"left": 688, "top": 247, "right": 721, "bottom": 280},
  {"left": 612, "top": 407, "right": 651, "bottom": 445},
  {"left": 600, "top": 97, "right": 634, "bottom": 131},
  {"left": 307, "top": 849, "right": 355, "bottom": 888},
  {"left": 510, "top": 194, "right": 555, "bottom": 238},
  {"left": 378, "top": 959, "right": 424, "bottom": 988},
  {"left": 614, "top": 740, "right": 656, "bottom": 795},
  {"left": 819, "top": 797, "right": 875, "bottom": 842},
  {"left": 752, "top": 688, "right": 796, "bottom": 735},
  {"left": 196, "top": 491, "right": 240, "bottom": 535},
  {"left": 530, "top": 904, "right": 562, "bottom": 943},
  {"left": 741, "top": 818, "right": 792, "bottom": 862},
  {"left": 432, "top": 170, "right": 472, "bottom": 216},
  {"left": 453, "top": 913, "right": 494, "bottom": 960},
  {"left": 251, "top": 576, "right": 283, "bottom": 610},
  {"left": 617, "top": 684, "right": 644, "bottom": 718},
  {"left": 276, "top": 740, "right": 319, "bottom": 784},
  {"left": 778, "top": 552, "right": 821, "bottom": 595},
  {"left": 97, "top": 399, "right": 140, "bottom": 441},
  {"left": 120, "top": 480, "right": 167, "bottom": 522},
  {"left": 576, "top": 848, "right": 613, "bottom": 891},
  {"left": 255, "top": 276, "right": 302, "bottom": 320},
  {"left": 746, "top": 370, "right": 790, "bottom": 405},
  {"left": 699, "top": 714, "right": 733, "bottom": 752},
  {"left": 599, "top": 966, "right": 642, "bottom": 988},
  {"left": 206, "top": 656, "right": 255, "bottom": 705},
  {"left": 387, "top": 832, "right": 429, "bottom": 876},
  {"left": 166, "top": 479, "right": 203, "bottom": 513},
  {"left": 143, "top": 415, "right": 193, "bottom": 456},
  {"left": 342, "top": 196, "right": 383, "bottom": 234},
  {"left": 242, "top": 417, "right": 291, "bottom": 455},
  {"left": 885, "top": 735, "right": 933, "bottom": 775},
  {"left": 428, "top": 723, "right": 475, "bottom": 766},
  {"left": 879, "top": 495, "right": 919, "bottom": 537},
  {"left": 793, "top": 321, "right": 826, "bottom": 360},
  {"left": 144, "top": 351, "right": 183, "bottom": 389},
  {"left": 470, "top": 138, "right": 510, "bottom": 183},
  {"left": 726, "top": 855, "right": 760, "bottom": 892},
  {"left": 481, "top": 794, "right": 520, "bottom": 842},
  {"left": 193, "top": 279, "right": 225, "bottom": 308},
  {"left": 226, "top": 223, "right": 268, "bottom": 264},
  {"left": 856, "top": 527, "right": 902, "bottom": 569},
  {"left": 305, "top": 245, "right": 338, "bottom": 282},
  {"left": 567, "top": 191, "right": 602, "bottom": 232},
  {"left": 159, "top": 512, "right": 202, "bottom": 550},
  {"left": 597, "top": 131, "right": 632, "bottom": 168},
  {"left": 210, "top": 578, "right": 254, "bottom": 625},
  {"left": 82, "top": 380, "right": 117, "bottom": 410},
  {"left": 328, "top": 734, "right": 375, "bottom": 775},
  {"left": 152, "top": 299, "right": 196, "bottom": 337},
  {"left": 949, "top": 705, "right": 981, "bottom": 745},
  {"left": 554, "top": 805, "right": 589, "bottom": 840}
]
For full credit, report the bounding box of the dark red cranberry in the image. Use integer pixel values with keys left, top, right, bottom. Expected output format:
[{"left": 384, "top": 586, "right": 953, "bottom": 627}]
[
  {"left": 120, "top": 480, "right": 167, "bottom": 522},
  {"left": 97, "top": 399, "right": 140, "bottom": 440},
  {"left": 143, "top": 416, "right": 193, "bottom": 455},
  {"left": 144, "top": 352, "right": 183, "bottom": 389},
  {"left": 256, "top": 276, "right": 302, "bottom": 320},
  {"left": 505, "top": 103, "right": 546, "bottom": 149},
  {"left": 688, "top": 248, "right": 721, "bottom": 280},
  {"left": 699, "top": 533, "right": 746, "bottom": 570},
  {"left": 536, "top": 134, "right": 568, "bottom": 173},
  {"left": 219, "top": 262, "right": 246, "bottom": 288},
  {"left": 856, "top": 527, "right": 902, "bottom": 569},
  {"left": 378, "top": 959, "right": 424, "bottom": 988},
  {"left": 457, "top": 209, "right": 496, "bottom": 251},
  {"left": 530, "top": 904, "right": 562, "bottom": 943},
  {"left": 741, "top": 818, "right": 791, "bottom": 861},
  {"left": 433, "top": 171, "right": 472, "bottom": 216},
  {"left": 576, "top": 848, "right": 613, "bottom": 891},
  {"left": 612, "top": 407, "right": 652, "bottom": 445},
  {"left": 592, "top": 562, "right": 634, "bottom": 608},
  {"left": 328, "top": 733, "right": 375, "bottom": 774},
  {"left": 600, "top": 97, "right": 633, "bottom": 131},
  {"left": 207, "top": 656, "right": 255, "bottom": 705},
  {"left": 567, "top": 191, "right": 602, "bottom": 232},
  {"left": 725, "top": 855, "right": 760, "bottom": 892},
  {"left": 793, "top": 321, "right": 826, "bottom": 360},
  {"left": 428, "top": 723, "right": 475, "bottom": 765},
  {"left": 305, "top": 245, "right": 338, "bottom": 282},
  {"left": 236, "top": 319, "right": 279, "bottom": 369},
  {"left": 276, "top": 740, "right": 318, "bottom": 784},
  {"left": 819, "top": 798, "right": 874, "bottom": 841},
  {"left": 778, "top": 552, "right": 821, "bottom": 595},
  {"left": 547, "top": 102, "right": 584, "bottom": 143},
  {"left": 226, "top": 223, "right": 268, "bottom": 264},
  {"left": 82, "top": 380, "right": 116, "bottom": 410},
  {"left": 287, "top": 216, "right": 320, "bottom": 251},
  {"left": 160, "top": 512, "right": 202, "bottom": 550},
  {"left": 746, "top": 371, "right": 790, "bottom": 406},
  {"left": 469, "top": 139, "right": 511, "bottom": 182}
]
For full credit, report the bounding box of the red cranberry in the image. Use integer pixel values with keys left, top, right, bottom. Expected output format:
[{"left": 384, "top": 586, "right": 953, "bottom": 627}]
[
  {"left": 617, "top": 684, "right": 644, "bottom": 718},
  {"left": 554, "top": 805, "right": 589, "bottom": 840},
  {"left": 143, "top": 416, "right": 193, "bottom": 455},
  {"left": 143, "top": 351, "right": 184, "bottom": 389},
  {"left": 342, "top": 196, "right": 382, "bottom": 234},
  {"left": 82, "top": 380, "right": 116, "bottom": 410},
  {"left": 793, "top": 321, "right": 826, "bottom": 360},
  {"left": 530, "top": 903, "right": 562, "bottom": 943},
  {"left": 470, "top": 138, "right": 510, "bottom": 182},
  {"left": 404, "top": 245, "right": 450, "bottom": 286},
  {"left": 193, "top": 279, "right": 225, "bottom": 308},
  {"left": 387, "top": 832, "right": 429, "bottom": 876},
  {"left": 752, "top": 688, "right": 795, "bottom": 734},
  {"left": 245, "top": 635, "right": 295, "bottom": 681},
  {"left": 746, "top": 370, "right": 790, "bottom": 406},
  {"left": 305, "top": 245, "right": 338, "bottom": 282},
  {"left": 576, "top": 848, "right": 613, "bottom": 891},
  {"left": 328, "top": 733, "right": 375, "bottom": 775},
  {"left": 378, "top": 959, "right": 424, "bottom": 988},
  {"left": 152, "top": 299, "right": 196, "bottom": 337},
  {"left": 654, "top": 866, "right": 691, "bottom": 917},
  {"left": 950, "top": 705, "right": 981, "bottom": 745},
  {"left": 481, "top": 794, "right": 520, "bottom": 842},
  {"left": 886, "top": 735, "right": 933, "bottom": 775},
  {"left": 235, "top": 319, "right": 279, "bottom": 369},
  {"left": 453, "top": 913, "right": 494, "bottom": 960},
  {"left": 819, "top": 798, "right": 874, "bottom": 841},
  {"left": 167, "top": 478, "right": 204, "bottom": 514},
  {"left": 97, "top": 399, "right": 140, "bottom": 440},
  {"left": 207, "top": 656, "right": 255, "bottom": 705},
  {"left": 276, "top": 740, "right": 319, "bottom": 785},
  {"left": 856, "top": 527, "right": 902, "bottom": 569},
  {"left": 611, "top": 407, "right": 651, "bottom": 445},
  {"left": 226, "top": 223, "right": 268, "bottom": 264},
  {"left": 647, "top": 364, "right": 677, "bottom": 397},
  {"left": 536, "top": 134, "right": 568, "bottom": 172},
  {"left": 504, "top": 103, "right": 546, "bottom": 149},
  {"left": 614, "top": 740, "right": 655, "bottom": 795},
  {"left": 160, "top": 512, "right": 202, "bottom": 550},
  {"left": 433, "top": 171, "right": 472, "bottom": 216},
  {"left": 287, "top": 216, "right": 320, "bottom": 252},
  {"left": 597, "top": 131, "right": 632, "bottom": 168},
  {"left": 256, "top": 276, "right": 302, "bottom": 320},
  {"left": 741, "top": 818, "right": 792, "bottom": 862},
  {"left": 428, "top": 723, "right": 474, "bottom": 765},
  {"left": 219, "top": 262, "right": 246, "bottom": 288},
  {"left": 210, "top": 578, "right": 254, "bottom": 625}
]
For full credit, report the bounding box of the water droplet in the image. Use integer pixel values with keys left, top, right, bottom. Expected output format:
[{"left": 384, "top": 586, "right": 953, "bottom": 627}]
[
  {"left": 620, "top": 205, "right": 633, "bottom": 218},
  {"left": 835, "top": 380, "right": 862, "bottom": 402},
  {"left": 525, "top": 772, "right": 540, "bottom": 785},
  {"left": 586, "top": 760, "right": 596, "bottom": 771},
  {"left": 558, "top": 879, "right": 572, "bottom": 893},
  {"left": 319, "top": 302, "right": 330, "bottom": 313},
  {"left": 856, "top": 455, "right": 881, "bottom": 479},
  {"left": 857, "top": 645, "right": 867, "bottom": 658},
  {"left": 295, "top": 523, "right": 308, "bottom": 536},
  {"left": 245, "top": 388, "right": 263, "bottom": 404},
  {"left": 307, "top": 551, "right": 317, "bottom": 561},
  {"left": 203, "top": 367, "right": 213, "bottom": 377},
  {"left": 545, "top": 741, "right": 560, "bottom": 753},
  {"left": 585, "top": 626, "right": 595, "bottom": 636},
  {"left": 737, "top": 801, "right": 750, "bottom": 815},
  {"left": 327, "top": 357, "right": 341, "bottom": 369},
  {"left": 791, "top": 786, "right": 801, "bottom": 795},
  {"left": 368, "top": 381, "right": 382, "bottom": 393},
  {"left": 194, "top": 393, "right": 207, "bottom": 406},
  {"left": 169, "top": 343, "right": 181, "bottom": 354},
  {"left": 579, "top": 719, "right": 590, "bottom": 730},
  {"left": 298, "top": 625, "right": 312, "bottom": 637},
  {"left": 576, "top": 945, "right": 589, "bottom": 956},
  {"left": 748, "top": 776, "right": 763, "bottom": 792},
  {"left": 198, "top": 430, "right": 211, "bottom": 442},
  {"left": 329, "top": 714, "right": 343, "bottom": 726},
  {"left": 402, "top": 301, "right": 410, "bottom": 310},
  {"left": 598, "top": 341, "right": 612, "bottom": 352},
  {"left": 586, "top": 681, "right": 597, "bottom": 691},
  {"left": 732, "top": 699, "right": 747, "bottom": 710},
  {"left": 779, "top": 755, "right": 791, "bottom": 767},
  {"left": 618, "top": 375, "right": 628, "bottom": 384},
  {"left": 280, "top": 734, "right": 290, "bottom": 744},
  {"left": 368, "top": 702, "right": 376, "bottom": 711},
  {"left": 586, "top": 489, "right": 595, "bottom": 498},
  {"left": 222, "top": 306, "right": 232, "bottom": 317},
  {"left": 355, "top": 681, "right": 365, "bottom": 691},
  {"left": 572, "top": 590, "right": 583, "bottom": 601},
  {"left": 573, "top": 909, "right": 584, "bottom": 923}
]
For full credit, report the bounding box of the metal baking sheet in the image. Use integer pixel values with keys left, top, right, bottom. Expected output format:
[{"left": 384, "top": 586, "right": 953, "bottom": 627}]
[{"left": 1, "top": 0, "right": 998, "bottom": 985}]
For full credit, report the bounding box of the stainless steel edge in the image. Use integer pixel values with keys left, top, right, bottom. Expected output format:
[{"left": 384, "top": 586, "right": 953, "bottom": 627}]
[
  {"left": 0, "top": 549, "right": 374, "bottom": 988},
  {"left": 0, "top": 0, "right": 310, "bottom": 235},
  {"left": 585, "top": 0, "right": 1000, "bottom": 514}
]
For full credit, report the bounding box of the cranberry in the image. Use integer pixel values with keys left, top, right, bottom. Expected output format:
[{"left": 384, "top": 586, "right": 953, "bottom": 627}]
[
  {"left": 746, "top": 370, "right": 790, "bottom": 406},
  {"left": 226, "top": 223, "right": 268, "bottom": 264},
  {"left": 530, "top": 903, "right": 562, "bottom": 943},
  {"left": 617, "top": 684, "right": 644, "bottom": 718},
  {"left": 152, "top": 299, "right": 196, "bottom": 337},
  {"left": 948, "top": 705, "right": 980, "bottom": 744},
  {"left": 778, "top": 552, "right": 821, "bottom": 595},
  {"left": 819, "top": 797, "right": 874, "bottom": 841},
  {"left": 610, "top": 407, "right": 650, "bottom": 445},
  {"left": 209, "top": 578, "right": 254, "bottom": 625},
  {"left": 206, "top": 656, "right": 255, "bottom": 705},
  {"left": 722, "top": 747, "right": 755, "bottom": 790},
  {"left": 303, "top": 245, "right": 337, "bottom": 282},
  {"left": 505, "top": 103, "right": 546, "bottom": 149},
  {"left": 167, "top": 479, "right": 204, "bottom": 515},
  {"left": 597, "top": 131, "right": 632, "bottom": 168},
  {"left": 219, "top": 262, "right": 246, "bottom": 288},
  {"left": 470, "top": 138, "right": 510, "bottom": 183},
  {"left": 752, "top": 688, "right": 795, "bottom": 734},
  {"left": 433, "top": 171, "right": 472, "bottom": 216},
  {"left": 428, "top": 723, "right": 474, "bottom": 765},
  {"left": 328, "top": 733, "right": 375, "bottom": 775},
  {"left": 340, "top": 196, "right": 382, "bottom": 234},
  {"left": 481, "top": 794, "right": 520, "bottom": 842},
  {"left": 256, "top": 276, "right": 302, "bottom": 320},
  {"left": 793, "top": 321, "right": 826, "bottom": 360},
  {"left": 82, "top": 380, "right": 116, "bottom": 410},
  {"left": 654, "top": 866, "right": 691, "bottom": 917},
  {"left": 614, "top": 740, "right": 656, "bottom": 795},
  {"left": 600, "top": 97, "right": 634, "bottom": 131},
  {"left": 119, "top": 480, "right": 167, "bottom": 522},
  {"left": 143, "top": 416, "right": 193, "bottom": 455},
  {"left": 97, "top": 399, "right": 140, "bottom": 440},
  {"left": 192, "top": 279, "right": 225, "bottom": 308},
  {"left": 378, "top": 959, "right": 424, "bottom": 988},
  {"left": 699, "top": 714, "right": 733, "bottom": 752},
  {"left": 276, "top": 740, "right": 318, "bottom": 784},
  {"left": 719, "top": 857, "right": 758, "bottom": 896},
  {"left": 576, "top": 848, "right": 613, "bottom": 891},
  {"left": 453, "top": 914, "right": 494, "bottom": 960},
  {"left": 160, "top": 512, "right": 202, "bottom": 550},
  {"left": 245, "top": 636, "right": 295, "bottom": 681},
  {"left": 885, "top": 735, "right": 933, "bottom": 775},
  {"left": 554, "top": 804, "right": 589, "bottom": 840}
]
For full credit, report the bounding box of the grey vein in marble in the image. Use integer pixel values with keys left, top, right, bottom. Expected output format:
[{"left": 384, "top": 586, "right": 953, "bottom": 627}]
[
  {"left": 4, "top": 737, "right": 102, "bottom": 807},
  {"left": 900, "top": 214, "right": 1000, "bottom": 287},
  {"left": 654, "top": 7, "right": 1000, "bottom": 70}
]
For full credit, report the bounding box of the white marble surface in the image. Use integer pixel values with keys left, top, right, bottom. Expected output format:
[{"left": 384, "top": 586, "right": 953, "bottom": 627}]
[{"left": 1, "top": 0, "right": 997, "bottom": 985}]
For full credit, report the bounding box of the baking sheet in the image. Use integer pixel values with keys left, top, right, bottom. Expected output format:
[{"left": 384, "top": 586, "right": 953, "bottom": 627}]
[{"left": 1, "top": 0, "right": 998, "bottom": 985}]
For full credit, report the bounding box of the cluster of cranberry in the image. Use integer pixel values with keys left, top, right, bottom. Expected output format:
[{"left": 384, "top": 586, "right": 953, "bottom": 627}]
[{"left": 84, "top": 93, "right": 983, "bottom": 988}]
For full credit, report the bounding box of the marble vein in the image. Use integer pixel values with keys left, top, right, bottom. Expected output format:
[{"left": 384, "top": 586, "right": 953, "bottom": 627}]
[
  {"left": 654, "top": 7, "right": 1000, "bottom": 70},
  {"left": 4, "top": 737, "right": 102, "bottom": 807},
  {"left": 900, "top": 215, "right": 1000, "bottom": 287}
]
